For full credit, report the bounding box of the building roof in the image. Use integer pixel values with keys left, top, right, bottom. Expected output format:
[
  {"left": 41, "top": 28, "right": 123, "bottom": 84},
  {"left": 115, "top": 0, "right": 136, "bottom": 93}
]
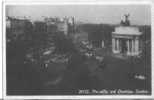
[{"left": 112, "top": 26, "right": 142, "bottom": 36}]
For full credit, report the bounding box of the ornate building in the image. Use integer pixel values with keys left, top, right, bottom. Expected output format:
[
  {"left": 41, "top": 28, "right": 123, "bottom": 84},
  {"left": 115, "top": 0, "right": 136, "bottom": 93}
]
[{"left": 112, "top": 14, "right": 142, "bottom": 56}]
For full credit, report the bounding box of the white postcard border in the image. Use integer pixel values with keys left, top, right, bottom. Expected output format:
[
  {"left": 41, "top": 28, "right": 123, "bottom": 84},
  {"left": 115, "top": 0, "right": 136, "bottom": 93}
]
[{"left": 2, "top": 0, "right": 154, "bottom": 99}]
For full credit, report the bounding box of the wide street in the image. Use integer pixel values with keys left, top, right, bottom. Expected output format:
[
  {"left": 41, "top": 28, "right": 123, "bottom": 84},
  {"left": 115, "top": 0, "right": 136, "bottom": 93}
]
[{"left": 41, "top": 47, "right": 151, "bottom": 95}]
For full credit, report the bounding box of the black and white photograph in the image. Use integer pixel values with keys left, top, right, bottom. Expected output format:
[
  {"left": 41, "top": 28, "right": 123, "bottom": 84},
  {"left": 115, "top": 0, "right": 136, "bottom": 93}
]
[{"left": 4, "top": 3, "right": 151, "bottom": 96}]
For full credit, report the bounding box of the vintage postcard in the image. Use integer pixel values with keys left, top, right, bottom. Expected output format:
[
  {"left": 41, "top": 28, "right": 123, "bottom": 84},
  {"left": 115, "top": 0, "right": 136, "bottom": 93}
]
[{"left": 2, "top": 0, "right": 153, "bottom": 99}]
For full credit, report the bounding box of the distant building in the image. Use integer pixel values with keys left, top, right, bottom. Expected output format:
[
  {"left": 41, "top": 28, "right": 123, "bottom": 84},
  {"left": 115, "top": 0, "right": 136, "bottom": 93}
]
[
  {"left": 44, "top": 18, "right": 57, "bottom": 33},
  {"left": 6, "top": 17, "right": 11, "bottom": 29},
  {"left": 44, "top": 17, "right": 75, "bottom": 35},
  {"left": 57, "top": 19, "right": 68, "bottom": 35},
  {"left": 6, "top": 16, "right": 33, "bottom": 38},
  {"left": 112, "top": 14, "right": 142, "bottom": 56},
  {"left": 33, "top": 21, "right": 47, "bottom": 33}
]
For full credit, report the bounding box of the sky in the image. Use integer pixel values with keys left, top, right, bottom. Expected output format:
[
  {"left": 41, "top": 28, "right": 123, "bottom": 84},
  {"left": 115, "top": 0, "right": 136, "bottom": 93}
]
[{"left": 6, "top": 5, "right": 151, "bottom": 25}]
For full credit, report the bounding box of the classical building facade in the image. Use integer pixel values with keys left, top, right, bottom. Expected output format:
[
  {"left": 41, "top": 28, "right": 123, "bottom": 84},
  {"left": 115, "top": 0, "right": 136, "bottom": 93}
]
[{"left": 112, "top": 15, "right": 142, "bottom": 56}]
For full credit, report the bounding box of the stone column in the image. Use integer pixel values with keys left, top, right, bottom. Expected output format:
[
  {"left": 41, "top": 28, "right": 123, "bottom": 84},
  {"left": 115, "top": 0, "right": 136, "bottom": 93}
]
[
  {"left": 135, "top": 39, "right": 139, "bottom": 55},
  {"left": 119, "top": 39, "right": 121, "bottom": 52},
  {"left": 102, "top": 40, "right": 104, "bottom": 48},
  {"left": 117, "top": 38, "right": 119, "bottom": 52},
  {"left": 131, "top": 40, "right": 133, "bottom": 55},
  {"left": 131, "top": 39, "right": 135, "bottom": 55},
  {"left": 112, "top": 38, "right": 115, "bottom": 52}
]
